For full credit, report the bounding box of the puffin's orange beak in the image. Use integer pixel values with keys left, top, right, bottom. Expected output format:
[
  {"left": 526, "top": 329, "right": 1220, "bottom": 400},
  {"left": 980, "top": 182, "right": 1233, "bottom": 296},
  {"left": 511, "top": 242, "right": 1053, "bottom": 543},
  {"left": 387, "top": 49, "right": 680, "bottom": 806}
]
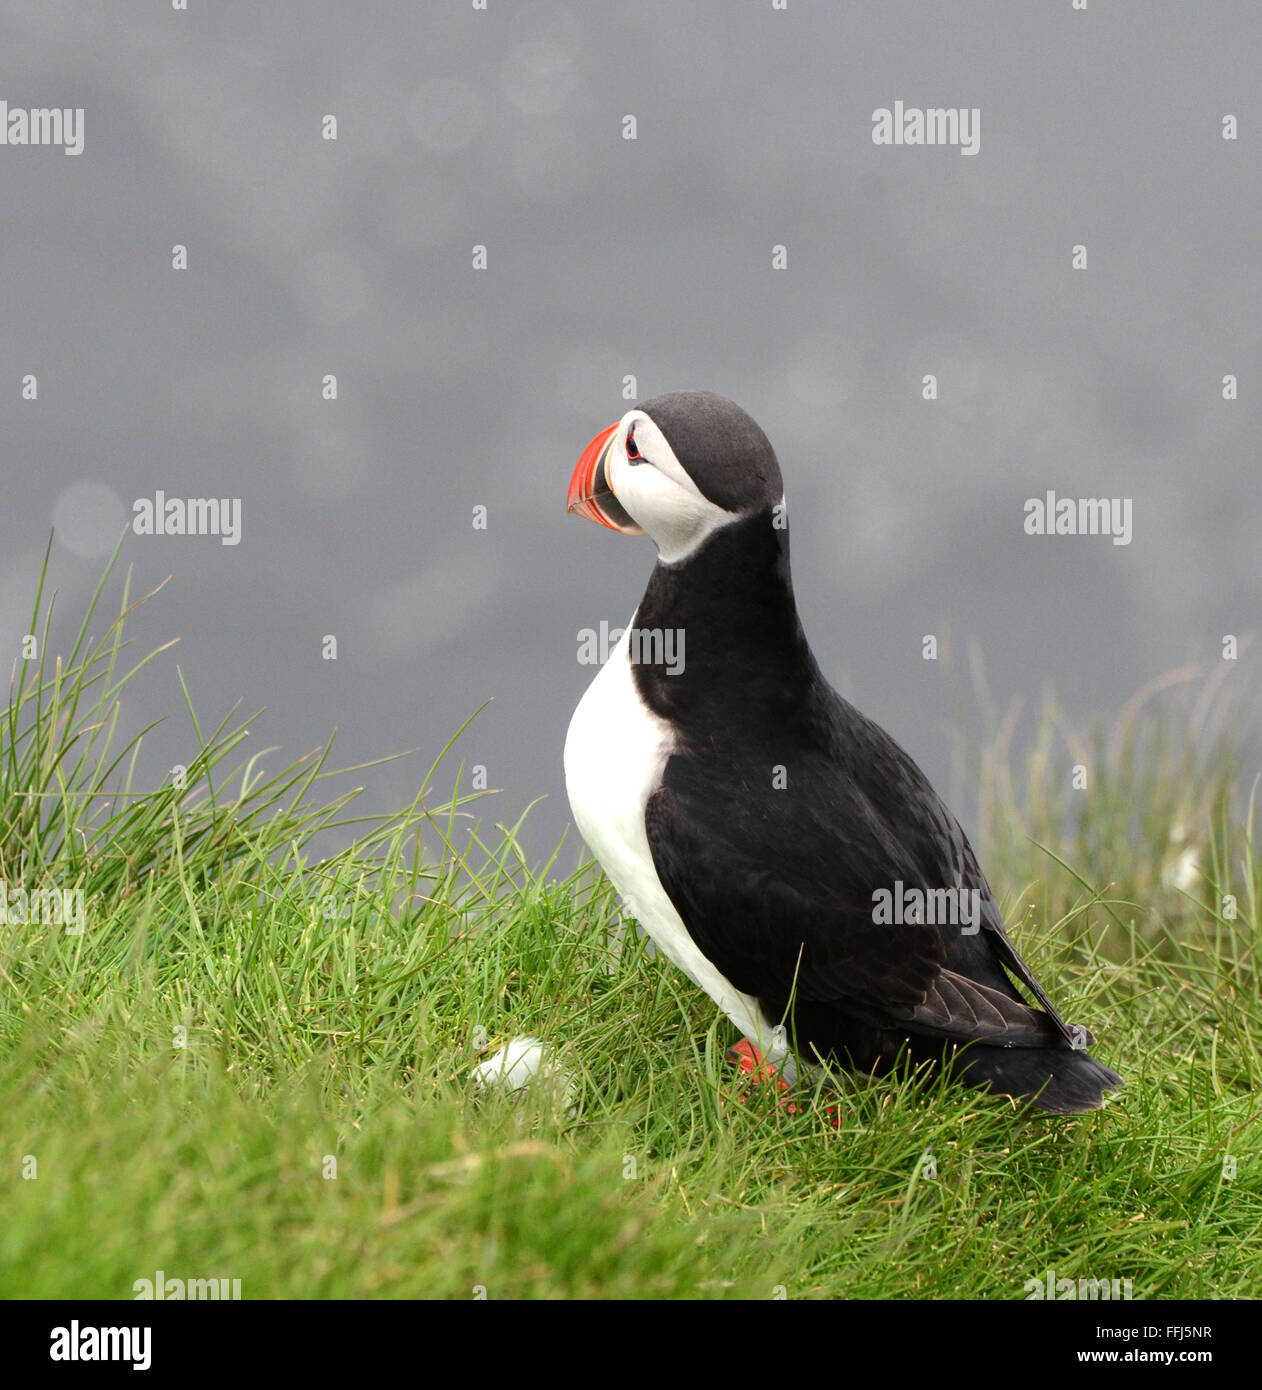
[{"left": 566, "top": 422, "right": 644, "bottom": 534}]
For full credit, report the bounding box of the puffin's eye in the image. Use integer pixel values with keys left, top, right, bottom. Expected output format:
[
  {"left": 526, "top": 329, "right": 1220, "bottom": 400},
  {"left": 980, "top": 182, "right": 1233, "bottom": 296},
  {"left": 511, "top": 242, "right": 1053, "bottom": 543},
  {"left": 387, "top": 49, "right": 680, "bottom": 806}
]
[{"left": 625, "top": 426, "right": 641, "bottom": 461}]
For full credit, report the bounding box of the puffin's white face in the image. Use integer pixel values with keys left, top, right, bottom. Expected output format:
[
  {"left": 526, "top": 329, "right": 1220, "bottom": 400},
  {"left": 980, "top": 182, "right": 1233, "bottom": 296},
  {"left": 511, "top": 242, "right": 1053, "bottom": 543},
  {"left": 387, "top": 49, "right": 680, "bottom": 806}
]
[{"left": 568, "top": 408, "right": 737, "bottom": 565}]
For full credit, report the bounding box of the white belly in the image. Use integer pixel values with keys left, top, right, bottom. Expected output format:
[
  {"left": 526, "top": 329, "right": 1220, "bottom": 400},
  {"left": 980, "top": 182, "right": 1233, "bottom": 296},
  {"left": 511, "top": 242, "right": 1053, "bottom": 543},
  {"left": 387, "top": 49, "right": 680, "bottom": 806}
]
[{"left": 564, "top": 613, "right": 788, "bottom": 1068}]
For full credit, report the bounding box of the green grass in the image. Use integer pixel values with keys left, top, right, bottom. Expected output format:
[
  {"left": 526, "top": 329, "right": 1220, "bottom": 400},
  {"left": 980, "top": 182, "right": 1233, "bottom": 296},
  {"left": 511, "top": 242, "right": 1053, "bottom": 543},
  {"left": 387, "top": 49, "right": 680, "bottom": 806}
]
[{"left": 1, "top": 540, "right": 1259, "bottom": 1299}]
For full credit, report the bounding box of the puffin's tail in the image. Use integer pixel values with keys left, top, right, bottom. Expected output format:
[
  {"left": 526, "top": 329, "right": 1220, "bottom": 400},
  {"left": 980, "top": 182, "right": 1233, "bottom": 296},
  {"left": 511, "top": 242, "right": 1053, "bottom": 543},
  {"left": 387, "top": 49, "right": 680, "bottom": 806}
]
[{"left": 953, "top": 1044, "right": 1123, "bottom": 1113}]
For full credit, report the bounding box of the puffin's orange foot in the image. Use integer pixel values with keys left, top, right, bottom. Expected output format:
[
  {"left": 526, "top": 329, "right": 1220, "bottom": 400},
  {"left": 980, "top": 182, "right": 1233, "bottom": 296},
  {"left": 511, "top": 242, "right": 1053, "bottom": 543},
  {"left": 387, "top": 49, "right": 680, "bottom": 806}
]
[
  {"left": 723, "top": 1040, "right": 842, "bottom": 1127},
  {"left": 722, "top": 1039, "right": 799, "bottom": 1114},
  {"left": 725, "top": 1040, "right": 790, "bottom": 1091}
]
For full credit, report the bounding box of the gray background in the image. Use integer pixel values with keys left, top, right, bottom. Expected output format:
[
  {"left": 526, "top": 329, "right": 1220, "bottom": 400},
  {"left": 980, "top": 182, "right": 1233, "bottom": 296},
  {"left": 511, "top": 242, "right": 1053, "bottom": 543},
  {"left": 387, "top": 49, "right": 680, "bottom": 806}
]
[{"left": 3, "top": 0, "right": 1257, "bottom": 864}]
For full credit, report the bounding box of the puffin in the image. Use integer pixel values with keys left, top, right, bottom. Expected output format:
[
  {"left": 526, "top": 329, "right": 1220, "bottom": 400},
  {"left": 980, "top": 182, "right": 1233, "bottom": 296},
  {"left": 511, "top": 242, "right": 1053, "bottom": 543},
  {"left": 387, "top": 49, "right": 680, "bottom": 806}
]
[{"left": 564, "top": 390, "right": 1123, "bottom": 1113}]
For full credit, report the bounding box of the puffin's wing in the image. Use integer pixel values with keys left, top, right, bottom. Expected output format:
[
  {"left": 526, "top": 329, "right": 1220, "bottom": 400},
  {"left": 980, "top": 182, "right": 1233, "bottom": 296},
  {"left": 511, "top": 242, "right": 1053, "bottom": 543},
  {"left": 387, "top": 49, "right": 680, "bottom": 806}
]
[
  {"left": 644, "top": 721, "right": 1075, "bottom": 1050},
  {"left": 644, "top": 772, "right": 947, "bottom": 1011},
  {"left": 895, "top": 969, "right": 1064, "bottom": 1046},
  {"left": 955, "top": 833, "right": 1087, "bottom": 1046},
  {"left": 832, "top": 699, "right": 1086, "bottom": 1047}
]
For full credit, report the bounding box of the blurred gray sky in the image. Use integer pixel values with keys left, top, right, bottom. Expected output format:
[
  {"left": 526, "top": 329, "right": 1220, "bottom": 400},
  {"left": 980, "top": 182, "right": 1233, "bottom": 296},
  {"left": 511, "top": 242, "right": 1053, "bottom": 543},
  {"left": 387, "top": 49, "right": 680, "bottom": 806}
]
[{"left": 2, "top": 0, "right": 1258, "bottom": 863}]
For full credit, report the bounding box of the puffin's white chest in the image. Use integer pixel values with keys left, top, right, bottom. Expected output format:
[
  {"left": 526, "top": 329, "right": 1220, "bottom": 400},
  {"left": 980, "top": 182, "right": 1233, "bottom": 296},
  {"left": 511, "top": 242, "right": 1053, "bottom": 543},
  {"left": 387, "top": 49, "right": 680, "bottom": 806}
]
[
  {"left": 564, "top": 615, "right": 785, "bottom": 1062},
  {"left": 564, "top": 615, "right": 675, "bottom": 932}
]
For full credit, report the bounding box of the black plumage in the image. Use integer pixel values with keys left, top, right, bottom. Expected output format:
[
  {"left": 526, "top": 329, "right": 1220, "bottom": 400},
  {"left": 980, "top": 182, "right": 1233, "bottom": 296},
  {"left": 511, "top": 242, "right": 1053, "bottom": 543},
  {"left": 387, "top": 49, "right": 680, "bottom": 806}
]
[{"left": 627, "top": 392, "right": 1122, "bottom": 1113}]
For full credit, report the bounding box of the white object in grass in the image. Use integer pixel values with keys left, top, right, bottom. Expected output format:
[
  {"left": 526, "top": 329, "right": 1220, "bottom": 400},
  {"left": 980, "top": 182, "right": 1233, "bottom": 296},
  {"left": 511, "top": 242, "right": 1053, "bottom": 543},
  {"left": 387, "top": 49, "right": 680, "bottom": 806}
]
[{"left": 472, "top": 1036, "right": 577, "bottom": 1114}]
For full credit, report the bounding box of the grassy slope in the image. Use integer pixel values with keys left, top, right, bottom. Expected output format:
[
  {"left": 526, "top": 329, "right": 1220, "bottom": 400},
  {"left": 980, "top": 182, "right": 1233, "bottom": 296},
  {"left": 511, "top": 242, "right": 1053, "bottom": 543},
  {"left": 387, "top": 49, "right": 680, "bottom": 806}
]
[{"left": 1, "top": 547, "right": 1259, "bottom": 1300}]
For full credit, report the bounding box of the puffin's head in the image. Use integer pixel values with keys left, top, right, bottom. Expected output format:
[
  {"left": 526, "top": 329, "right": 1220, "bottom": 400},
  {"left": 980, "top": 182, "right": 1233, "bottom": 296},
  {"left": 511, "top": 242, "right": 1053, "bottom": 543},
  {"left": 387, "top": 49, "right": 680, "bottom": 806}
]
[{"left": 567, "top": 390, "right": 784, "bottom": 564}]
